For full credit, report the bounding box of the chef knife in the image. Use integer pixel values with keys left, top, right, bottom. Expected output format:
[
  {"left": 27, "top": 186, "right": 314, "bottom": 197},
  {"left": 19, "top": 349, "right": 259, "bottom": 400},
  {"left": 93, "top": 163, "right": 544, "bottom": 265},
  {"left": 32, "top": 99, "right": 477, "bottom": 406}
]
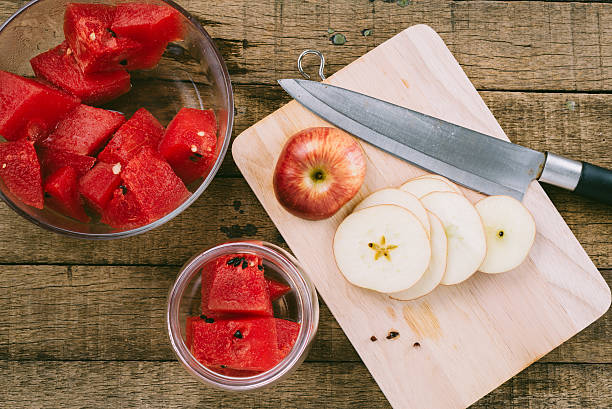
[{"left": 278, "top": 79, "right": 612, "bottom": 205}]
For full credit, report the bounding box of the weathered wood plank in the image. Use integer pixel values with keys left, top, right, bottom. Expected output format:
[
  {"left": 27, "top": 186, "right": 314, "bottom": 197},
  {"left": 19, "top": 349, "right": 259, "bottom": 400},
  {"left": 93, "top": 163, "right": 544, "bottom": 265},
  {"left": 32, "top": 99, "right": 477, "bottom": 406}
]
[
  {"left": 0, "top": 0, "right": 610, "bottom": 91},
  {"left": 0, "top": 265, "right": 609, "bottom": 363},
  {"left": 0, "top": 175, "right": 610, "bottom": 268},
  {"left": 121, "top": 83, "right": 612, "bottom": 179},
  {"left": 0, "top": 360, "right": 609, "bottom": 409}
]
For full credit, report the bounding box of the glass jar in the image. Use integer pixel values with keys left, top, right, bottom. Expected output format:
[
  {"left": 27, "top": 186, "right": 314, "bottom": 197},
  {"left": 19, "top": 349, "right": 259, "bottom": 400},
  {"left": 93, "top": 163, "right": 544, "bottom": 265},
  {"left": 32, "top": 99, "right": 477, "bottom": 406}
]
[{"left": 166, "top": 240, "right": 319, "bottom": 390}]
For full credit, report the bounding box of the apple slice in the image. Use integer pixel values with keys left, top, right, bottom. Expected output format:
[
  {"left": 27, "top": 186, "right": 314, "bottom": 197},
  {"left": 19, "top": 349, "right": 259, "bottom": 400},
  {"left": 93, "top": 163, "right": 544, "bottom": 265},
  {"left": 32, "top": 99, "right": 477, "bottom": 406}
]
[
  {"left": 414, "top": 174, "right": 463, "bottom": 195},
  {"left": 333, "top": 205, "right": 431, "bottom": 293},
  {"left": 400, "top": 177, "right": 458, "bottom": 198},
  {"left": 353, "top": 188, "right": 430, "bottom": 237},
  {"left": 420, "top": 192, "right": 486, "bottom": 285},
  {"left": 475, "top": 195, "right": 536, "bottom": 274},
  {"left": 389, "top": 211, "right": 447, "bottom": 300}
]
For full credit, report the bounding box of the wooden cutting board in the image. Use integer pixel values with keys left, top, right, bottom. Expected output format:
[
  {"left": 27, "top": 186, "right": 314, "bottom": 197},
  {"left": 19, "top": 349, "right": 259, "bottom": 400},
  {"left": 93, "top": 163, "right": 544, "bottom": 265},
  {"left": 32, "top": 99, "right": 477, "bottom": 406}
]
[{"left": 232, "top": 25, "right": 610, "bottom": 409}]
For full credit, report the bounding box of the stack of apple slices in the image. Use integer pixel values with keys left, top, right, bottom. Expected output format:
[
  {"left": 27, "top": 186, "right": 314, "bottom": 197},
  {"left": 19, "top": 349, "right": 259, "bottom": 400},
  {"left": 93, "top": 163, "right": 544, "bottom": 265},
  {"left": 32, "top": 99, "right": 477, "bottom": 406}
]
[{"left": 333, "top": 175, "right": 536, "bottom": 300}]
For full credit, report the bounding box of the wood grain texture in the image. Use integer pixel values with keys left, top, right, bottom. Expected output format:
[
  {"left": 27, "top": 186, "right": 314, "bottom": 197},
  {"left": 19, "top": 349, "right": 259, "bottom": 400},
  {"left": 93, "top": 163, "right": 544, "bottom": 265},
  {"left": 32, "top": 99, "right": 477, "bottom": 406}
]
[
  {"left": 0, "top": 265, "right": 608, "bottom": 363},
  {"left": 0, "top": 176, "right": 609, "bottom": 268},
  {"left": 0, "top": 0, "right": 610, "bottom": 408},
  {"left": 233, "top": 25, "right": 610, "bottom": 408},
  {"left": 1, "top": 0, "right": 611, "bottom": 90},
  {"left": 0, "top": 360, "right": 609, "bottom": 409}
]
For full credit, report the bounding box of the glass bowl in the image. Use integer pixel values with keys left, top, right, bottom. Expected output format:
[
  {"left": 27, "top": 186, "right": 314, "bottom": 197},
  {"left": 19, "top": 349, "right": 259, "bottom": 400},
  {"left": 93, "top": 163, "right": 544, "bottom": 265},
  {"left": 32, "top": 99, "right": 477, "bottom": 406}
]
[
  {"left": 0, "top": 0, "right": 233, "bottom": 239},
  {"left": 167, "top": 241, "right": 319, "bottom": 391}
]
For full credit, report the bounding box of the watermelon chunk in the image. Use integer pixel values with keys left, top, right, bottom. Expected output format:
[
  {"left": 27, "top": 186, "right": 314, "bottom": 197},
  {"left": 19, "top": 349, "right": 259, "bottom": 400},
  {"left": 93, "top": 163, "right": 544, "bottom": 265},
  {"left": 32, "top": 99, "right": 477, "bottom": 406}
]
[
  {"left": 111, "top": 3, "right": 184, "bottom": 45},
  {"left": 266, "top": 278, "right": 291, "bottom": 301},
  {"left": 37, "top": 147, "right": 96, "bottom": 179},
  {"left": 0, "top": 140, "right": 43, "bottom": 208},
  {"left": 40, "top": 105, "right": 125, "bottom": 156},
  {"left": 205, "top": 254, "right": 273, "bottom": 317},
  {"left": 111, "top": 3, "right": 184, "bottom": 70},
  {"left": 187, "top": 316, "right": 280, "bottom": 371},
  {"left": 101, "top": 187, "right": 148, "bottom": 229},
  {"left": 30, "top": 42, "right": 131, "bottom": 105},
  {"left": 0, "top": 70, "right": 80, "bottom": 142},
  {"left": 79, "top": 162, "right": 122, "bottom": 212},
  {"left": 43, "top": 166, "right": 90, "bottom": 222},
  {"left": 121, "top": 41, "right": 167, "bottom": 71},
  {"left": 121, "top": 147, "right": 189, "bottom": 221},
  {"left": 158, "top": 108, "right": 217, "bottom": 184},
  {"left": 64, "top": 3, "right": 142, "bottom": 74},
  {"left": 275, "top": 319, "right": 300, "bottom": 359},
  {"left": 98, "top": 108, "right": 165, "bottom": 165}
]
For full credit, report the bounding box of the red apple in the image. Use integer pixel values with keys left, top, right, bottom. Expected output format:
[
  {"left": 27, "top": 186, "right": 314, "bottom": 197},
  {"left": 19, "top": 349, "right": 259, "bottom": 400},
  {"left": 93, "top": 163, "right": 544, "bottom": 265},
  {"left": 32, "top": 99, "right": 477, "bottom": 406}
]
[{"left": 273, "top": 127, "right": 366, "bottom": 220}]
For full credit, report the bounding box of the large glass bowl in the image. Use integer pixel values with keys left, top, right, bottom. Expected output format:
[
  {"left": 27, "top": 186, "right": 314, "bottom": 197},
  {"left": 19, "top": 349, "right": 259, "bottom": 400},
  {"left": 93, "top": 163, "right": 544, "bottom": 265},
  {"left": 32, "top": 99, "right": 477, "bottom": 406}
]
[{"left": 0, "top": 0, "right": 233, "bottom": 239}]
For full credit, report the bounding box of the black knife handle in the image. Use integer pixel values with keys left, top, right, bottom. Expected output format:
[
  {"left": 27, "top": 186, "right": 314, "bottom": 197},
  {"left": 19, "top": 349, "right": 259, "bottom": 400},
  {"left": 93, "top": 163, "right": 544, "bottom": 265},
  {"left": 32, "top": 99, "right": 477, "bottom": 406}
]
[
  {"left": 574, "top": 162, "right": 612, "bottom": 205},
  {"left": 540, "top": 152, "right": 612, "bottom": 205}
]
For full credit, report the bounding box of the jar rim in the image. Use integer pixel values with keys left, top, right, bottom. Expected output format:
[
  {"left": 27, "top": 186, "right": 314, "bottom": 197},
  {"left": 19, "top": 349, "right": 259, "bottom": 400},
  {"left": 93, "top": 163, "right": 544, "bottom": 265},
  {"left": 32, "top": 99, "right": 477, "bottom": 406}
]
[{"left": 166, "top": 241, "right": 319, "bottom": 390}]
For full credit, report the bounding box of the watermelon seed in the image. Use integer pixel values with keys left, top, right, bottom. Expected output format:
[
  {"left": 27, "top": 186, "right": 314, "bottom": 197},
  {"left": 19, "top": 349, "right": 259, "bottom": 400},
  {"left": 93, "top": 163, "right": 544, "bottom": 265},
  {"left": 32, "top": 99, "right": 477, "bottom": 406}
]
[
  {"left": 205, "top": 317, "right": 214, "bottom": 323},
  {"left": 44, "top": 192, "right": 51, "bottom": 198},
  {"left": 89, "top": 32, "right": 96, "bottom": 41},
  {"left": 189, "top": 152, "right": 203, "bottom": 162},
  {"left": 220, "top": 365, "right": 227, "bottom": 368},
  {"left": 257, "top": 265, "right": 263, "bottom": 271},
  {"left": 106, "top": 28, "right": 117, "bottom": 38},
  {"left": 226, "top": 257, "right": 238, "bottom": 266},
  {"left": 233, "top": 330, "right": 243, "bottom": 339},
  {"left": 190, "top": 145, "right": 198, "bottom": 152},
  {"left": 112, "top": 163, "right": 121, "bottom": 175},
  {"left": 119, "top": 60, "right": 128, "bottom": 66},
  {"left": 386, "top": 331, "right": 400, "bottom": 340},
  {"left": 66, "top": 48, "right": 72, "bottom": 56},
  {"left": 1, "top": 163, "right": 6, "bottom": 169},
  {"left": 242, "top": 260, "right": 248, "bottom": 269},
  {"left": 119, "top": 185, "right": 128, "bottom": 194},
  {"left": 232, "top": 258, "right": 243, "bottom": 267}
]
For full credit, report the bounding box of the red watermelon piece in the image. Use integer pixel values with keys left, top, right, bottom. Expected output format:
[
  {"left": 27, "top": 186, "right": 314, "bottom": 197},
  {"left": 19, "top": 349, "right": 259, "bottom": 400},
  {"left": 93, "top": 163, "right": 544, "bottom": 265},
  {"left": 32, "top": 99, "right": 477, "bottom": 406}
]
[
  {"left": 37, "top": 147, "right": 96, "bottom": 179},
  {"left": 40, "top": 105, "right": 125, "bottom": 156},
  {"left": 275, "top": 319, "right": 300, "bottom": 360},
  {"left": 158, "top": 108, "right": 217, "bottom": 184},
  {"left": 121, "top": 147, "right": 190, "bottom": 221},
  {"left": 111, "top": 3, "right": 184, "bottom": 45},
  {"left": 101, "top": 187, "right": 148, "bottom": 229},
  {"left": 187, "top": 316, "right": 280, "bottom": 371},
  {"left": 98, "top": 108, "right": 165, "bottom": 165},
  {"left": 266, "top": 279, "right": 291, "bottom": 301},
  {"left": 121, "top": 41, "right": 167, "bottom": 71},
  {"left": 79, "top": 162, "right": 122, "bottom": 213},
  {"left": 0, "top": 140, "right": 43, "bottom": 208},
  {"left": 43, "top": 166, "right": 90, "bottom": 222},
  {"left": 64, "top": 3, "right": 142, "bottom": 74},
  {"left": 205, "top": 254, "right": 273, "bottom": 317},
  {"left": 111, "top": 3, "right": 184, "bottom": 70},
  {"left": 30, "top": 42, "right": 131, "bottom": 105},
  {"left": 0, "top": 70, "right": 80, "bottom": 143}
]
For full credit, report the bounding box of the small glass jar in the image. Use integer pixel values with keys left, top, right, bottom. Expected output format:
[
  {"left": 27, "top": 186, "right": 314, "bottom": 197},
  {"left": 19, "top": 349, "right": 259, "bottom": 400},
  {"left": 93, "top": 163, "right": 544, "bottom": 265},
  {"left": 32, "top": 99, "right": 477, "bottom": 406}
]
[{"left": 167, "top": 240, "right": 319, "bottom": 390}]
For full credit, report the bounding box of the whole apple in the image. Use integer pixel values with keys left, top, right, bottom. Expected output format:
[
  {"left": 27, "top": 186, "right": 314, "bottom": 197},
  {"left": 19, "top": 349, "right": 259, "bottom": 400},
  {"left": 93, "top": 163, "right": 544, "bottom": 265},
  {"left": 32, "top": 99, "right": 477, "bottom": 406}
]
[{"left": 273, "top": 127, "right": 366, "bottom": 220}]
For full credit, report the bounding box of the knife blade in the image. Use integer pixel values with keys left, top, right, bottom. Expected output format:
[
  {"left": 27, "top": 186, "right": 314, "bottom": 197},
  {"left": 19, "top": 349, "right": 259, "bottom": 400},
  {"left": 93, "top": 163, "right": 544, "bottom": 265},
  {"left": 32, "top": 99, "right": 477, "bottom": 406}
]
[{"left": 278, "top": 79, "right": 612, "bottom": 204}]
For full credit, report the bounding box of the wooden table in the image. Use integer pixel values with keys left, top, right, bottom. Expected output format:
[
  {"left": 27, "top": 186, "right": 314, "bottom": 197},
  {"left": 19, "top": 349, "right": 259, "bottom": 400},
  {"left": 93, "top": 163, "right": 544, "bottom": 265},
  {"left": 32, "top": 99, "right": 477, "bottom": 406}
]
[{"left": 1, "top": 0, "right": 610, "bottom": 407}]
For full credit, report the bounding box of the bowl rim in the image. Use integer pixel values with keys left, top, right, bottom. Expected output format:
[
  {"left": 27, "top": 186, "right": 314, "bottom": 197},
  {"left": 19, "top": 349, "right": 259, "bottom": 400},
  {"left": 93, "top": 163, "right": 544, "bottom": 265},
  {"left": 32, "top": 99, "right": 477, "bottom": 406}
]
[
  {"left": 167, "top": 241, "right": 320, "bottom": 391},
  {"left": 0, "top": 0, "right": 234, "bottom": 240}
]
